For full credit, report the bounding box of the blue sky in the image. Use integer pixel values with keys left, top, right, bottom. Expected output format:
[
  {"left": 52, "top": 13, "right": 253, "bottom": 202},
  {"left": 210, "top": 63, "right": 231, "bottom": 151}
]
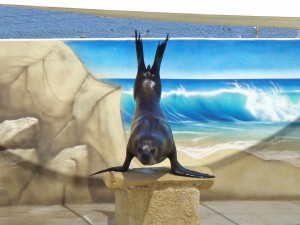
[{"left": 66, "top": 39, "right": 300, "bottom": 79}]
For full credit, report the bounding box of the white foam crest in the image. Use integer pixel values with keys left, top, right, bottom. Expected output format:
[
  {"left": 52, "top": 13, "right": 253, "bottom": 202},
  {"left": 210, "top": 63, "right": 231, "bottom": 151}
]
[
  {"left": 177, "top": 140, "right": 258, "bottom": 159},
  {"left": 247, "top": 150, "right": 300, "bottom": 168},
  {"left": 215, "top": 126, "right": 245, "bottom": 131},
  {"left": 178, "top": 140, "right": 300, "bottom": 168},
  {"left": 124, "top": 85, "right": 243, "bottom": 97},
  {"left": 123, "top": 89, "right": 133, "bottom": 95},
  {"left": 236, "top": 82, "right": 300, "bottom": 122},
  {"left": 161, "top": 85, "right": 244, "bottom": 98},
  {"left": 287, "top": 90, "right": 300, "bottom": 93},
  {"left": 191, "top": 134, "right": 219, "bottom": 143},
  {"left": 172, "top": 131, "right": 209, "bottom": 135},
  {"left": 167, "top": 110, "right": 187, "bottom": 122}
]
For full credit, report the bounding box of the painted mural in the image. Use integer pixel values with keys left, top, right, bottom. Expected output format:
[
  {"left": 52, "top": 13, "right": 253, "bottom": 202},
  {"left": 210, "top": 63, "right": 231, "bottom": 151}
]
[
  {"left": 67, "top": 38, "right": 300, "bottom": 200},
  {"left": 0, "top": 38, "right": 300, "bottom": 205},
  {"left": 67, "top": 39, "right": 300, "bottom": 166}
]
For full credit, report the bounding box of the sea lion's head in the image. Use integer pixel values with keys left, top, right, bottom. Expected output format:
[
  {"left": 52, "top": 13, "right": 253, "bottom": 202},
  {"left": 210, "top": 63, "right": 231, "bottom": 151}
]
[{"left": 136, "top": 137, "right": 165, "bottom": 165}]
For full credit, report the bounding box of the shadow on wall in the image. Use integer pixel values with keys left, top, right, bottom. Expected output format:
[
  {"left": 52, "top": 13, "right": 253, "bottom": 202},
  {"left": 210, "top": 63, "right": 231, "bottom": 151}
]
[
  {"left": 0, "top": 148, "right": 114, "bottom": 206},
  {"left": 202, "top": 117, "right": 300, "bottom": 200},
  {"left": 0, "top": 117, "right": 300, "bottom": 206}
]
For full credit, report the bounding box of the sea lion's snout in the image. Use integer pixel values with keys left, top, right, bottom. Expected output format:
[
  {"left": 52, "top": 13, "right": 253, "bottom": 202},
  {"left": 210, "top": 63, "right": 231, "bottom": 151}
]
[{"left": 137, "top": 140, "right": 157, "bottom": 165}]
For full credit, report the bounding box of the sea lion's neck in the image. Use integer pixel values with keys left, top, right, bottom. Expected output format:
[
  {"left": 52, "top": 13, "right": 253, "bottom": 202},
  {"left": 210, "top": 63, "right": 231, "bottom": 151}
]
[
  {"left": 134, "top": 76, "right": 161, "bottom": 107},
  {"left": 135, "top": 93, "right": 161, "bottom": 112},
  {"left": 134, "top": 74, "right": 162, "bottom": 100}
]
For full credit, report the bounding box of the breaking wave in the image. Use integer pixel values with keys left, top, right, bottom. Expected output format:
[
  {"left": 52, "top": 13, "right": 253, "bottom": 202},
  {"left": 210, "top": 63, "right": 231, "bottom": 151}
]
[{"left": 121, "top": 80, "right": 300, "bottom": 124}]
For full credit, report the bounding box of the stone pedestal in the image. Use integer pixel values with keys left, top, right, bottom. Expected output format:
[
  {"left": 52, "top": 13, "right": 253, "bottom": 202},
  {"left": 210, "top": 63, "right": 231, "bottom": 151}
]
[{"left": 103, "top": 167, "right": 215, "bottom": 225}]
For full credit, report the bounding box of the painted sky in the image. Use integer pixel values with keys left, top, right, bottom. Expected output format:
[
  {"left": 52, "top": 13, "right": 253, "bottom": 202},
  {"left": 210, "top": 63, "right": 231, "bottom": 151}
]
[{"left": 66, "top": 39, "right": 300, "bottom": 79}]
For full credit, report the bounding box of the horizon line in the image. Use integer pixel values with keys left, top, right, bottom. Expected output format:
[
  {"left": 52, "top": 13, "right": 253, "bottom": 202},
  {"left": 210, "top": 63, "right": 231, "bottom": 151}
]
[{"left": 97, "top": 77, "right": 300, "bottom": 80}]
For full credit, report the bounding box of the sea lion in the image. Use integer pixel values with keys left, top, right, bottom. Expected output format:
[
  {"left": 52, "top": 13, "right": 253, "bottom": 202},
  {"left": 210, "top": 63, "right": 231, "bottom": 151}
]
[{"left": 91, "top": 31, "right": 214, "bottom": 178}]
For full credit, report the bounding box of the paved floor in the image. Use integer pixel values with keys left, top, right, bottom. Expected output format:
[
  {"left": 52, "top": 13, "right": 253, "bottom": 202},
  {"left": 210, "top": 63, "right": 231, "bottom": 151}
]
[{"left": 0, "top": 201, "right": 299, "bottom": 225}]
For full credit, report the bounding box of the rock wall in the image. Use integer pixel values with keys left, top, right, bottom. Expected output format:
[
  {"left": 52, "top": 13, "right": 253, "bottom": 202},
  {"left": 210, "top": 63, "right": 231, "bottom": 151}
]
[{"left": 0, "top": 41, "right": 128, "bottom": 205}]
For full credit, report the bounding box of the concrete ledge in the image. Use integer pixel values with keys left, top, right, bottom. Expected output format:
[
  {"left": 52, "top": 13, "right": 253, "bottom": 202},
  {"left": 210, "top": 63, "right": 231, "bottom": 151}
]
[{"left": 103, "top": 167, "right": 215, "bottom": 225}]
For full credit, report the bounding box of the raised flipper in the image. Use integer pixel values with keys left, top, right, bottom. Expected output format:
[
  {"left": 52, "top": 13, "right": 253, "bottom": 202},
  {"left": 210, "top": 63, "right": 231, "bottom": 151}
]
[
  {"left": 169, "top": 154, "right": 215, "bottom": 179},
  {"left": 151, "top": 33, "right": 169, "bottom": 75},
  {"left": 90, "top": 153, "right": 134, "bottom": 176},
  {"left": 135, "top": 30, "right": 146, "bottom": 73}
]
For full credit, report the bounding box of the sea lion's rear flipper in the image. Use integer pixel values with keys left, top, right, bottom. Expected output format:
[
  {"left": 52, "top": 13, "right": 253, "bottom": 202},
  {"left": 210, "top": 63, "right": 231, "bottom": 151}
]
[
  {"left": 169, "top": 154, "right": 215, "bottom": 179},
  {"left": 135, "top": 30, "right": 146, "bottom": 73},
  {"left": 151, "top": 33, "right": 169, "bottom": 75},
  {"left": 171, "top": 163, "right": 215, "bottom": 179},
  {"left": 90, "top": 153, "right": 134, "bottom": 176}
]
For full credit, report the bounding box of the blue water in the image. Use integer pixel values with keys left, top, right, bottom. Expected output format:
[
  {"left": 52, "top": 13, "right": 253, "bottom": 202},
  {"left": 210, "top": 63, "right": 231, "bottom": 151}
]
[
  {"left": 103, "top": 78, "right": 300, "bottom": 126},
  {"left": 103, "top": 78, "right": 300, "bottom": 164}
]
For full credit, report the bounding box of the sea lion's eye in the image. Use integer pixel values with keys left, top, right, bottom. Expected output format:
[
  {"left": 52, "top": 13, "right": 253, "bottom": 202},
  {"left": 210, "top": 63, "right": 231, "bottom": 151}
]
[{"left": 137, "top": 145, "right": 143, "bottom": 152}]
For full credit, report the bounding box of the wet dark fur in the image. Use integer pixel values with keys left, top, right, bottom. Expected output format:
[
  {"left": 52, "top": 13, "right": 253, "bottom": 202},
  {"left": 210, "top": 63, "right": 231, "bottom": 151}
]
[{"left": 91, "top": 31, "right": 214, "bottom": 178}]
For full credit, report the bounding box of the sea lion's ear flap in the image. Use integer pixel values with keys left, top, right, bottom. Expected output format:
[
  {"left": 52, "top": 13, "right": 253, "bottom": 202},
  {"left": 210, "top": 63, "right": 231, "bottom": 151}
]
[
  {"left": 135, "top": 30, "right": 146, "bottom": 72},
  {"left": 152, "top": 33, "right": 169, "bottom": 73}
]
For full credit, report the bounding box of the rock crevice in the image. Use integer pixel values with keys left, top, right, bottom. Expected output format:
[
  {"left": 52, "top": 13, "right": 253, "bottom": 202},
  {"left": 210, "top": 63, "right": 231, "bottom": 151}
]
[{"left": 0, "top": 40, "right": 127, "bottom": 205}]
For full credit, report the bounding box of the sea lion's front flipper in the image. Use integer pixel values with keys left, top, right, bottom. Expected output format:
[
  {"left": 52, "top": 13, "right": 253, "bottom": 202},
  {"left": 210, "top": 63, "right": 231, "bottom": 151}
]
[
  {"left": 135, "top": 30, "right": 146, "bottom": 73},
  {"left": 89, "top": 166, "right": 127, "bottom": 176},
  {"left": 90, "top": 153, "right": 134, "bottom": 176},
  {"left": 169, "top": 154, "right": 215, "bottom": 179}
]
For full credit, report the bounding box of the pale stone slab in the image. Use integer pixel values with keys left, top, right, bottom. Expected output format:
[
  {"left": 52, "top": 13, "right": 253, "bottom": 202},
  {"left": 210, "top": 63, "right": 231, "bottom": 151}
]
[
  {"left": 103, "top": 167, "right": 214, "bottom": 189},
  {"left": 0, "top": 117, "right": 38, "bottom": 150},
  {"left": 103, "top": 167, "right": 215, "bottom": 225},
  {"left": 46, "top": 145, "right": 89, "bottom": 176}
]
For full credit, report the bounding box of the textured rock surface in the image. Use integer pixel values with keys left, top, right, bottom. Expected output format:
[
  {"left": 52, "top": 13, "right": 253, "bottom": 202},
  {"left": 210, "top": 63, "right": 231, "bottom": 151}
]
[
  {"left": 0, "top": 148, "right": 39, "bottom": 205},
  {"left": 0, "top": 41, "right": 128, "bottom": 205},
  {"left": 0, "top": 40, "right": 126, "bottom": 169},
  {"left": 46, "top": 145, "right": 89, "bottom": 176},
  {"left": 104, "top": 167, "right": 214, "bottom": 225},
  {"left": 0, "top": 144, "right": 110, "bottom": 206},
  {"left": 0, "top": 117, "right": 38, "bottom": 150}
]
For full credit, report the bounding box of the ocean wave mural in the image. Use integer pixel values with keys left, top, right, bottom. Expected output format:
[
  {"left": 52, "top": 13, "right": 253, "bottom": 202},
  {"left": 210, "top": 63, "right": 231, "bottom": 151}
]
[{"left": 67, "top": 39, "right": 300, "bottom": 170}]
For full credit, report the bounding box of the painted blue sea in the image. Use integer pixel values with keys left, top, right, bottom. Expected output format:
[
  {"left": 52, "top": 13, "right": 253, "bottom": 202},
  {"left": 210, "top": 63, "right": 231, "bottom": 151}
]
[
  {"left": 103, "top": 78, "right": 300, "bottom": 124},
  {"left": 103, "top": 78, "right": 300, "bottom": 166}
]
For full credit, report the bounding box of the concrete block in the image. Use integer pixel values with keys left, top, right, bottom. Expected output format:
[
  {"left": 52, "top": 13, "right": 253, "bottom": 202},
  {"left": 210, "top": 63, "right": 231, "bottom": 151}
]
[{"left": 103, "top": 167, "right": 215, "bottom": 225}]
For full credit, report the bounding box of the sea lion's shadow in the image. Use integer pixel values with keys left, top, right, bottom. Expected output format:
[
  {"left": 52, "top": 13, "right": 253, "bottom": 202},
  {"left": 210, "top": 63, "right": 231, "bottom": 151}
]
[
  {"left": 2, "top": 118, "right": 299, "bottom": 206},
  {"left": 209, "top": 118, "right": 300, "bottom": 169}
]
